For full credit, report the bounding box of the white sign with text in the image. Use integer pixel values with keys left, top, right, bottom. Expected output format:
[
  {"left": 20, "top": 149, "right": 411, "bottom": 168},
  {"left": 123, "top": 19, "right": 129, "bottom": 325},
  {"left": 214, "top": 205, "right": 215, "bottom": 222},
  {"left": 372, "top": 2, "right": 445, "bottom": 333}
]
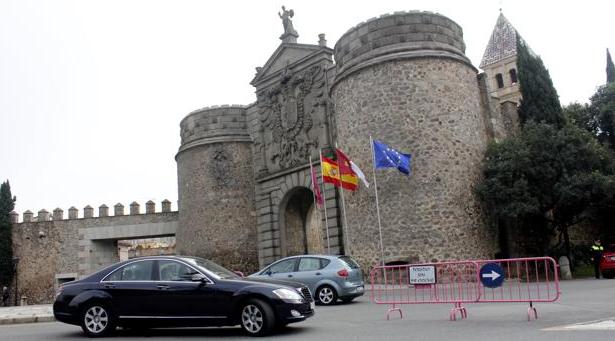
[{"left": 409, "top": 265, "right": 436, "bottom": 285}]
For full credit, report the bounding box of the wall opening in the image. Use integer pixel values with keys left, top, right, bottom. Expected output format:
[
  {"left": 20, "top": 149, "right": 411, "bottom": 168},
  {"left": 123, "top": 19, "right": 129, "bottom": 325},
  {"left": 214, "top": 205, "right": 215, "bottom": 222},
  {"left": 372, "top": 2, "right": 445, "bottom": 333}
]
[
  {"left": 509, "top": 68, "right": 518, "bottom": 84},
  {"left": 117, "top": 236, "right": 176, "bottom": 261},
  {"left": 496, "top": 73, "right": 504, "bottom": 88},
  {"left": 281, "top": 187, "right": 324, "bottom": 256}
]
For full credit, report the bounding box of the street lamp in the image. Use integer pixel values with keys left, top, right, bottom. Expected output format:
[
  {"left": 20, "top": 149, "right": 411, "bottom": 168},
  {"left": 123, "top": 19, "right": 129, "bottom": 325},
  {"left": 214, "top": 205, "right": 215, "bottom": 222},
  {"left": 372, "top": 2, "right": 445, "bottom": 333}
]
[{"left": 12, "top": 257, "right": 19, "bottom": 306}]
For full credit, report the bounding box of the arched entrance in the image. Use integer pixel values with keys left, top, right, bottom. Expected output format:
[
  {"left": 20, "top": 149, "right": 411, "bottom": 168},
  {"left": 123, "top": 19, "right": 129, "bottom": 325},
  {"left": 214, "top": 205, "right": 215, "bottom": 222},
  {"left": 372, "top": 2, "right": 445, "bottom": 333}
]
[{"left": 280, "top": 187, "right": 324, "bottom": 256}]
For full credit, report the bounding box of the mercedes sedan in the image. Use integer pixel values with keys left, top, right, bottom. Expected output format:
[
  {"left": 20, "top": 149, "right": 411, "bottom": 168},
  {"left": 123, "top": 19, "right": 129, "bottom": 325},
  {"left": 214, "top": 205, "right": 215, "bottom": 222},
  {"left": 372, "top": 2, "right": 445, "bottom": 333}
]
[{"left": 53, "top": 256, "right": 314, "bottom": 337}]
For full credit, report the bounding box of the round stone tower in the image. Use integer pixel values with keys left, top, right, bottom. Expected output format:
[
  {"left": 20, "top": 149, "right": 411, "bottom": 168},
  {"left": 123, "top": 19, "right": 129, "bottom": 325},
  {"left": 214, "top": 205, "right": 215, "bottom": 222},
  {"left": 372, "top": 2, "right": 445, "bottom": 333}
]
[
  {"left": 331, "top": 11, "right": 496, "bottom": 266},
  {"left": 176, "top": 105, "right": 258, "bottom": 272}
]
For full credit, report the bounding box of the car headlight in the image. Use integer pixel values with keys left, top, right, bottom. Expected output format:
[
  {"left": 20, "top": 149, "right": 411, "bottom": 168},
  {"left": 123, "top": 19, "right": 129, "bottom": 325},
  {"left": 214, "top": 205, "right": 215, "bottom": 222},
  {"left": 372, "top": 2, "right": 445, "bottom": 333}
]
[{"left": 272, "top": 288, "right": 303, "bottom": 303}]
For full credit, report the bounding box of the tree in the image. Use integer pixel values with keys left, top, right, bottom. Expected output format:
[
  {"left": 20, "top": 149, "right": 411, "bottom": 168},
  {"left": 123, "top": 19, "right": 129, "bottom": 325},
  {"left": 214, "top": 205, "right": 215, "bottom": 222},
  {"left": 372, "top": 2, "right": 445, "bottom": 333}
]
[
  {"left": 563, "top": 102, "right": 598, "bottom": 135},
  {"left": 516, "top": 37, "right": 565, "bottom": 127},
  {"left": 607, "top": 48, "right": 614, "bottom": 84},
  {"left": 0, "top": 181, "right": 16, "bottom": 288},
  {"left": 589, "top": 83, "right": 615, "bottom": 150},
  {"left": 477, "top": 122, "right": 615, "bottom": 258}
]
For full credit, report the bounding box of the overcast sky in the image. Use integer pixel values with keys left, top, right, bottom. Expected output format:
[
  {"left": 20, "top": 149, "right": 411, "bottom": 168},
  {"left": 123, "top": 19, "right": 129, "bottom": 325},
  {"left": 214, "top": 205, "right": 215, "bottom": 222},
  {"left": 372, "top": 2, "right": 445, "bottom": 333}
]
[{"left": 1, "top": 0, "right": 613, "bottom": 217}]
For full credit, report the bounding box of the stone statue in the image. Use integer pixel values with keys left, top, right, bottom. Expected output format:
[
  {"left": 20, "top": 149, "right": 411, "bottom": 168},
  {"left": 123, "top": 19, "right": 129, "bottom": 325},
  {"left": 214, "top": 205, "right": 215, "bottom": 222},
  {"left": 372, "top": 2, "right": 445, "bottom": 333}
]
[{"left": 278, "top": 6, "right": 298, "bottom": 42}]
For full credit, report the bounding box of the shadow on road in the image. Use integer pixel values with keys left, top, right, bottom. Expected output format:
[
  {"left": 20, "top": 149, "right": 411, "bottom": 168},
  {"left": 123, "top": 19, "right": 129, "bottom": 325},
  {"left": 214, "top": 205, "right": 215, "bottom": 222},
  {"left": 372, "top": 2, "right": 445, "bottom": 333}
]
[{"left": 57, "top": 325, "right": 312, "bottom": 338}]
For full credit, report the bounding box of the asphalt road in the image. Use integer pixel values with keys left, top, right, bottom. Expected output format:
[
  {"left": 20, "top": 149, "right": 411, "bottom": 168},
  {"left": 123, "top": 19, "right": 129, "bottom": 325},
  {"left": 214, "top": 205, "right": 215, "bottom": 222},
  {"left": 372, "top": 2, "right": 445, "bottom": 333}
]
[{"left": 0, "top": 279, "right": 613, "bottom": 340}]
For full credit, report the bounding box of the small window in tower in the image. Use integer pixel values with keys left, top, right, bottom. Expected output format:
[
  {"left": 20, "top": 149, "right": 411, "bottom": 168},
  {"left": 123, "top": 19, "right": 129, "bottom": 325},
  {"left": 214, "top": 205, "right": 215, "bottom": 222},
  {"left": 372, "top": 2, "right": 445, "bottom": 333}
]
[
  {"left": 509, "top": 68, "right": 518, "bottom": 84},
  {"left": 496, "top": 73, "right": 504, "bottom": 88}
]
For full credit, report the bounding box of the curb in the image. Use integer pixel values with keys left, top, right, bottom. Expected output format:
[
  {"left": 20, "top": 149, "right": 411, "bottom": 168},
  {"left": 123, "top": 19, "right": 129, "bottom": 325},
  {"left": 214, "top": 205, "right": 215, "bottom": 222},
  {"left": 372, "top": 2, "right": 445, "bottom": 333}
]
[{"left": 0, "top": 315, "right": 55, "bottom": 325}]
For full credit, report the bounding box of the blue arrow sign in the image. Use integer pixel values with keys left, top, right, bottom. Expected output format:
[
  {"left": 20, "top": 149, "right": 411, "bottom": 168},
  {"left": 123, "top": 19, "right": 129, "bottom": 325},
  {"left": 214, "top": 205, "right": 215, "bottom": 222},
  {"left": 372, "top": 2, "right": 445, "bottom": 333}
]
[{"left": 480, "top": 263, "right": 505, "bottom": 288}]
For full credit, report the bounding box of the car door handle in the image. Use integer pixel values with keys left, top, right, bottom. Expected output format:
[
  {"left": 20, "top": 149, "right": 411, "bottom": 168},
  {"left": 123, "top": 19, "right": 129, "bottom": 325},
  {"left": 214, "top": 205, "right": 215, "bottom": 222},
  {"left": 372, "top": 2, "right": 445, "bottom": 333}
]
[
  {"left": 315, "top": 272, "right": 322, "bottom": 276},
  {"left": 157, "top": 284, "right": 170, "bottom": 290},
  {"left": 104, "top": 283, "right": 115, "bottom": 289},
  {"left": 287, "top": 274, "right": 293, "bottom": 278}
]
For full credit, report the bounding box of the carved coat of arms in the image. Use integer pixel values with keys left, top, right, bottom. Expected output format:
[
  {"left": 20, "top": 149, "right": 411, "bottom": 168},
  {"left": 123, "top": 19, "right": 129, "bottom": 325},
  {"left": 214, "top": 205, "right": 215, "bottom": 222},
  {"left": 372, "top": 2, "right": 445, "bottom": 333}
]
[{"left": 257, "top": 65, "right": 325, "bottom": 171}]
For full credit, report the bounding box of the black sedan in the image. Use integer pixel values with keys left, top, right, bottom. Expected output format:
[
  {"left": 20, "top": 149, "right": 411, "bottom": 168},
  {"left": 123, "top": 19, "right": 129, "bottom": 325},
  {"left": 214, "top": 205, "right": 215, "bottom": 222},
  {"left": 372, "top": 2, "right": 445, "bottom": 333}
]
[{"left": 54, "top": 256, "right": 314, "bottom": 337}]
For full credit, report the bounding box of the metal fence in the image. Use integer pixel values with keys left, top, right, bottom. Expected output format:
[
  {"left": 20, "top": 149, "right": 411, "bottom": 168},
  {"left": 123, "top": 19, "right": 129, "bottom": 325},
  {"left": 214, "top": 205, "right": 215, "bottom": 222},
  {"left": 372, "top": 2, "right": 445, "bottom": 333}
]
[{"left": 370, "top": 257, "right": 560, "bottom": 321}]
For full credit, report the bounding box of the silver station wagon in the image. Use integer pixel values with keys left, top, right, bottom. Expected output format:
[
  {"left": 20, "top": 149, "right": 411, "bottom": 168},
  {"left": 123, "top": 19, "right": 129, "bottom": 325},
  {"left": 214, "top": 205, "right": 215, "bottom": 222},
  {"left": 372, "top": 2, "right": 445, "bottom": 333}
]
[{"left": 249, "top": 255, "right": 364, "bottom": 305}]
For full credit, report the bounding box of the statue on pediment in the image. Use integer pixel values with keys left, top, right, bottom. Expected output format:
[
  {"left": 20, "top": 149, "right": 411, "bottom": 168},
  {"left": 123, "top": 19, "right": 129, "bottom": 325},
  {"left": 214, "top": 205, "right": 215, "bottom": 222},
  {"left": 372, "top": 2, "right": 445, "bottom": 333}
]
[{"left": 279, "top": 6, "right": 298, "bottom": 43}]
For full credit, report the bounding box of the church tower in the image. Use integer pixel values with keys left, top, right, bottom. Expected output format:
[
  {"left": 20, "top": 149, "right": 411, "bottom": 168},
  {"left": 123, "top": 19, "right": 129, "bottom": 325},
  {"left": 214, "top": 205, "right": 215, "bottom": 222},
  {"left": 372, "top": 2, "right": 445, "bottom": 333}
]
[{"left": 480, "top": 12, "right": 522, "bottom": 105}]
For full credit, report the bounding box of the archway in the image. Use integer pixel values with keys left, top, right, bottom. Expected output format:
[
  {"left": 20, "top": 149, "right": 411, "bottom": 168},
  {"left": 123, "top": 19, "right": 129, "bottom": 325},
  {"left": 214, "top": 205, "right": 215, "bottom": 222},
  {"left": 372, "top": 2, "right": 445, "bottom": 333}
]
[{"left": 280, "top": 187, "right": 324, "bottom": 256}]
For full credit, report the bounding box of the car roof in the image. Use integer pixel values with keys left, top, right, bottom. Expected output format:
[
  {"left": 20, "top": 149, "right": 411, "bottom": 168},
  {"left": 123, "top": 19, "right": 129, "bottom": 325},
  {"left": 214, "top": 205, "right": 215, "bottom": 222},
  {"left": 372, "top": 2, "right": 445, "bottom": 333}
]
[{"left": 274, "top": 254, "right": 343, "bottom": 261}]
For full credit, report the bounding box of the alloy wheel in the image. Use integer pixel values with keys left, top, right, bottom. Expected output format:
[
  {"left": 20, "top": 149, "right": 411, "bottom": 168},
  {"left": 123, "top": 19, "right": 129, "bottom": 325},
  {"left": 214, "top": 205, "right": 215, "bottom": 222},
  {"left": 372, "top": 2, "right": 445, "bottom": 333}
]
[
  {"left": 84, "top": 306, "right": 109, "bottom": 334},
  {"left": 241, "top": 304, "right": 264, "bottom": 334},
  {"left": 319, "top": 287, "right": 334, "bottom": 304}
]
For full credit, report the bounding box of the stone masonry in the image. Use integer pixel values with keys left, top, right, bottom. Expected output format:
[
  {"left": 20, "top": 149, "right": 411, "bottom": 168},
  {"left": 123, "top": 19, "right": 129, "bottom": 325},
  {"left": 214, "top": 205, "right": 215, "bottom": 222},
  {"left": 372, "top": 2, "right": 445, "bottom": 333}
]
[
  {"left": 11, "top": 201, "right": 177, "bottom": 304},
  {"left": 330, "top": 11, "right": 498, "bottom": 266},
  {"left": 11, "top": 9, "right": 527, "bottom": 304},
  {"left": 176, "top": 106, "right": 258, "bottom": 273}
]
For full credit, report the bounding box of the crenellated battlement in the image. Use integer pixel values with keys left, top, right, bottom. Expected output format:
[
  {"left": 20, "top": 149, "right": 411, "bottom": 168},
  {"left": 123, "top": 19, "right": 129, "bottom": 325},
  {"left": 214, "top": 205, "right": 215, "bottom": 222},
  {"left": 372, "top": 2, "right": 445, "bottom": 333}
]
[
  {"left": 178, "top": 105, "right": 251, "bottom": 155},
  {"left": 332, "top": 11, "right": 470, "bottom": 85},
  {"left": 10, "top": 199, "right": 175, "bottom": 224}
]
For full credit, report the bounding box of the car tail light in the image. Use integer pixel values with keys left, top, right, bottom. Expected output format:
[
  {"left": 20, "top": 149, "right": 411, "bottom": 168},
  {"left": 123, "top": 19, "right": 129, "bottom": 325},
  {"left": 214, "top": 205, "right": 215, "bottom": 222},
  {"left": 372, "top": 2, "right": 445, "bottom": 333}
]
[{"left": 337, "top": 269, "right": 349, "bottom": 278}]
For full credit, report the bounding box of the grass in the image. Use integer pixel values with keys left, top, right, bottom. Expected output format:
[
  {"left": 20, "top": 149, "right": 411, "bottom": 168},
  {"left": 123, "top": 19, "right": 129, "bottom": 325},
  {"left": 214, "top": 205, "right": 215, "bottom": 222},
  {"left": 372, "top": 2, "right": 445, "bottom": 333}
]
[{"left": 572, "top": 264, "right": 596, "bottom": 278}]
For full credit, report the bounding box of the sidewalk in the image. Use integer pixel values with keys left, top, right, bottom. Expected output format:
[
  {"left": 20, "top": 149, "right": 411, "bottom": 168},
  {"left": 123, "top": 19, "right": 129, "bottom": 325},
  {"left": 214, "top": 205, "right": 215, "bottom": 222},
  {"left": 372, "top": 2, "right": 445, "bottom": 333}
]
[{"left": 0, "top": 305, "right": 54, "bottom": 325}]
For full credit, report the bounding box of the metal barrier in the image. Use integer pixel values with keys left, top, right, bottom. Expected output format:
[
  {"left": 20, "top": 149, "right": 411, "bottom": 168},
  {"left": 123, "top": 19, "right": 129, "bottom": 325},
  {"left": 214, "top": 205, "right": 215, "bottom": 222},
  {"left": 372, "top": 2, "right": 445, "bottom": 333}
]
[{"left": 370, "top": 257, "right": 560, "bottom": 321}]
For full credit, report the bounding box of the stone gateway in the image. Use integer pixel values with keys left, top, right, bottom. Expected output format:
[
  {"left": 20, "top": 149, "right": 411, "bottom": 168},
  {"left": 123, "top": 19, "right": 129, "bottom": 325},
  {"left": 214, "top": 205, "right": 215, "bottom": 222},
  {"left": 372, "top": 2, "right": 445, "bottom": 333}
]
[
  {"left": 175, "top": 9, "right": 516, "bottom": 271},
  {"left": 11, "top": 9, "right": 530, "bottom": 303}
]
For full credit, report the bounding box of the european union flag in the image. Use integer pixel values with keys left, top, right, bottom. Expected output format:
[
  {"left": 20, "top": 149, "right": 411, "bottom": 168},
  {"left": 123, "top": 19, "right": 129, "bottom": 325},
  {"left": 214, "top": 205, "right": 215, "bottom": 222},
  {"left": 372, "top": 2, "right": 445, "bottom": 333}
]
[{"left": 372, "top": 140, "right": 412, "bottom": 175}]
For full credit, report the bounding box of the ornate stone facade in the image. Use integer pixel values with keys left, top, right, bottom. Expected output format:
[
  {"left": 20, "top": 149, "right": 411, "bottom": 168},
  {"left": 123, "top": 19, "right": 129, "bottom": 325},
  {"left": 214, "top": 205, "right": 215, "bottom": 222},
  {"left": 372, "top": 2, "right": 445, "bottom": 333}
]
[
  {"left": 175, "top": 10, "right": 511, "bottom": 270},
  {"left": 11, "top": 9, "right": 532, "bottom": 304}
]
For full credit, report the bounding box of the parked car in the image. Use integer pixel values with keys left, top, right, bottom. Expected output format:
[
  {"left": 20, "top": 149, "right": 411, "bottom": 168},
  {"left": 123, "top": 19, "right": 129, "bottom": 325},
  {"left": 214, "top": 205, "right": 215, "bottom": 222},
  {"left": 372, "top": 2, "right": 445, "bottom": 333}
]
[
  {"left": 53, "top": 256, "right": 314, "bottom": 337},
  {"left": 600, "top": 244, "right": 615, "bottom": 279},
  {"left": 249, "top": 255, "right": 364, "bottom": 306}
]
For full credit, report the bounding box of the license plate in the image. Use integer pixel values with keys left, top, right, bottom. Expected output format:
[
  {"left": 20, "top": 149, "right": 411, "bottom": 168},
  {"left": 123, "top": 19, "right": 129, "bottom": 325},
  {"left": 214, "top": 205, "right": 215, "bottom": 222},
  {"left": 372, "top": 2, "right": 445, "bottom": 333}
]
[
  {"left": 610, "top": 256, "right": 615, "bottom": 261},
  {"left": 310, "top": 301, "right": 315, "bottom": 310}
]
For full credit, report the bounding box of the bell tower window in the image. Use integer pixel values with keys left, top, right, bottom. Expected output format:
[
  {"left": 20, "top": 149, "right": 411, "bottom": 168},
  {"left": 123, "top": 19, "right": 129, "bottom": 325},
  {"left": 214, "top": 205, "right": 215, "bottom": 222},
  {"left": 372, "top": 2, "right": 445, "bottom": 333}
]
[
  {"left": 495, "top": 73, "right": 504, "bottom": 88},
  {"left": 509, "top": 68, "right": 518, "bottom": 84}
]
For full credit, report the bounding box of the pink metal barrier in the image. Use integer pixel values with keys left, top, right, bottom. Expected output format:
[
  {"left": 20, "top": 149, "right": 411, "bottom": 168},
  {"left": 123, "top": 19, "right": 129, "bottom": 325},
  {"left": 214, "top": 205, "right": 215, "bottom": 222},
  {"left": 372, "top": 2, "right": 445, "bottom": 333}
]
[{"left": 370, "top": 257, "right": 560, "bottom": 321}]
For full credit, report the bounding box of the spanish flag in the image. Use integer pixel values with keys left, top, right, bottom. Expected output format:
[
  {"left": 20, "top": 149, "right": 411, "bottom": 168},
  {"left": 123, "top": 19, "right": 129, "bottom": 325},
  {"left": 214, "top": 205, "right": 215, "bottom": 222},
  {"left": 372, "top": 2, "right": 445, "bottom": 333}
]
[{"left": 321, "top": 157, "right": 359, "bottom": 191}]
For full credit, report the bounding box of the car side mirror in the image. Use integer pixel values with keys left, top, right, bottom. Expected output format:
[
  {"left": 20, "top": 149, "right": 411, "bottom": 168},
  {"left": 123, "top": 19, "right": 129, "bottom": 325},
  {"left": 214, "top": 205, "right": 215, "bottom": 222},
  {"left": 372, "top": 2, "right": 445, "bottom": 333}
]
[
  {"left": 266, "top": 270, "right": 272, "bottom": 276},
  {"left": 191, "top": 273, "right": 208, "bottom": 283}
]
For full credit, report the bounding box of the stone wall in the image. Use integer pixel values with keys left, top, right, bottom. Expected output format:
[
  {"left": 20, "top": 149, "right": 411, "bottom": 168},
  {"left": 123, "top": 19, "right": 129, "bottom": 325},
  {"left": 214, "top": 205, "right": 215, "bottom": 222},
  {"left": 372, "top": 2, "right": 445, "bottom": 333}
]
[
  {"left": 176, "top": 106, "right": 258, "bottom": 273},
  {"left": 12, "top": 202, "right": 178, "bottom": 304},
  {"left": 331, "top": 11, "right": 497, "bottom": 269}
]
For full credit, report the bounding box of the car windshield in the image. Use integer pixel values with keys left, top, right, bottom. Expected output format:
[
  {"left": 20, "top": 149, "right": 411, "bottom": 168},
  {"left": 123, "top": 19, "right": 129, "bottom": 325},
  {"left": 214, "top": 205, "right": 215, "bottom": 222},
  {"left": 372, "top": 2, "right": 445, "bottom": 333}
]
[{"left": 181, "top": 257, "right": 240, "bottom": 280}]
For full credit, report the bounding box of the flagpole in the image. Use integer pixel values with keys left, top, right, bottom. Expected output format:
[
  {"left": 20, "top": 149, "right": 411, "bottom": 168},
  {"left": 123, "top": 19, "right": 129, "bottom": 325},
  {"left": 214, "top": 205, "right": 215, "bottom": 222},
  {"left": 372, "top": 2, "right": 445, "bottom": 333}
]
[
  {"left": 309, "top": 155, "right": 318, "bottom": 212},
  {"left": 335, "top": 143, "right": 351, "bottom": 256},
  {"left": 370, "top": 135, "right": 386, "bottom": 267},
  {"left": 319, "top": 148, "right": 331, "bottom": 255}
]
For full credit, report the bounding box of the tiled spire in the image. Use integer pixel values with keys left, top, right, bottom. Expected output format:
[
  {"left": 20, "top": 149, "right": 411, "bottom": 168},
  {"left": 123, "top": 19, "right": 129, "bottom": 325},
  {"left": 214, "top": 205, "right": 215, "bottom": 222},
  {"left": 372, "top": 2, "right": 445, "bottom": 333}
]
[{"left": 480, "top": 13, "right": 518, "bottom": 69}]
